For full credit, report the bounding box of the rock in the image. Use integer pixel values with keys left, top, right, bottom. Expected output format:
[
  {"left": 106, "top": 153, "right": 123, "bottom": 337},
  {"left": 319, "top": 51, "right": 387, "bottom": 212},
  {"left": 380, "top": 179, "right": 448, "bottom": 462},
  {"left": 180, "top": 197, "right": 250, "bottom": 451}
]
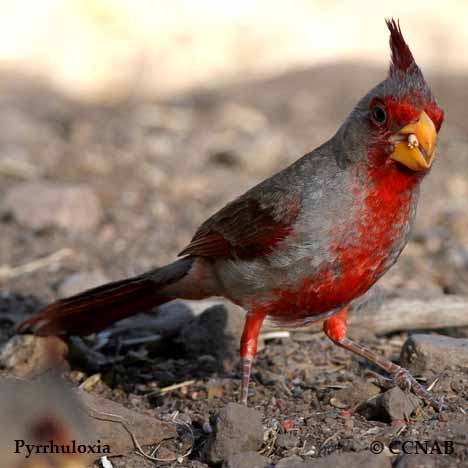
[
  {"left": 112, "top": 300, "right": 196, "bottom": 338},
  {"left": 206, "top": 402, "right": 264, "bottom": 464},
  {"left": 395, "top": 454, "right": 437, "bottom": 468},
  {"left": 222, "top": 451, "right": 269, "bottom": 468},
  {"left": 4, "top": 181, "right": 102, "bottom": 232},
  {"left": 78, "top": 390, "right": 177, "bottom": 460},
  {"left": 0, "top": 376, "right": 93, "bottom": 467},
  {"left": 315, "top": 451, "right": 390, "bottom": 468},
  {"left": 207, "top": 379, "right": 225, "bottom": 399},
  {"left": 58, "top": 271, "right": 110, "bottom": 298},
  {"left": 360, "top": 387, "right": 419, "bottom": 423},
  {"left": 0, "top": 335, "right": 69, "bottom": 377},
  {"left": 330, "top": 380, "right": 381, "bottom": 409},
  {"left": 400, "top": 334, "right": 468, "bottom": 375},
  {"left": 378, "top": 387, "right": 419, "bottom": 421},
  {"left": 279, "top": 451, "right": 390, "bottom": 468},
  {"left": 179, "top": 303, "right": 245, "bottom": 362}
]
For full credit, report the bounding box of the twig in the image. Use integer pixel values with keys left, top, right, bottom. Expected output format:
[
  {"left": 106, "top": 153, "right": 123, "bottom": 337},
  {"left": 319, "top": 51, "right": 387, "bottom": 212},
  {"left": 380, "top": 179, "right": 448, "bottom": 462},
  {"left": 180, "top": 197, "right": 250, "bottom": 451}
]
[
  {"left": 0, "top": 158, "right": 39, "bottom": 178},
  {"left": 259, "top": 426, "right": 278, "bottom": 456},
  {"left": 100, "top": 456, "right": 114, "bottom": 468},
  {"left": 147, "top": 380, "right": 196, "bottom": 396},
  {"left": 260, "top": 331, "right": 291, "bottom": 341},
  {"left": 0, "top": 248, "right": 74, "bottom": 281},
  {"left": 427, "top": 377, "right": 440, "bottom": 392},
  {"left": 120, "top": 334, "right": 162, "bottom": 347}
]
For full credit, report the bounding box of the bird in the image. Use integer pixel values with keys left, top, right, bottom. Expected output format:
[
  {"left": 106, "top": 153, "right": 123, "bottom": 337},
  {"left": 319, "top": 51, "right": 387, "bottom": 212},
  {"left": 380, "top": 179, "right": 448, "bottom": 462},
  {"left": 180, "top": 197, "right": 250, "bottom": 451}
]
[{"left": 19, "top": 19, "right": 444, "bottom": 408}]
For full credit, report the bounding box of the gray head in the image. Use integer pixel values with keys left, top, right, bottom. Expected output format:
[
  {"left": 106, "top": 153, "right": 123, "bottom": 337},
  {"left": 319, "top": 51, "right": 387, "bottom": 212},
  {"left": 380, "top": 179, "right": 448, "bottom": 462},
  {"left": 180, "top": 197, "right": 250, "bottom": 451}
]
[{"left": 336, "top": 19, "right": 444, "bottom": 173}]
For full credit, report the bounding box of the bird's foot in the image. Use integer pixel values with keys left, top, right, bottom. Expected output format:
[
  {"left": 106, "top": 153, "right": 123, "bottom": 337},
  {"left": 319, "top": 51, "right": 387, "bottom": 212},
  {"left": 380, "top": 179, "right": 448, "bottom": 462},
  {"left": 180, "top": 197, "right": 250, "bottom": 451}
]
[
  {"left": 391, "top": 367, "right": 445, "bottom": 412},
  {"left": 366, "top": 368, "right": 444, "bottom": 411}
]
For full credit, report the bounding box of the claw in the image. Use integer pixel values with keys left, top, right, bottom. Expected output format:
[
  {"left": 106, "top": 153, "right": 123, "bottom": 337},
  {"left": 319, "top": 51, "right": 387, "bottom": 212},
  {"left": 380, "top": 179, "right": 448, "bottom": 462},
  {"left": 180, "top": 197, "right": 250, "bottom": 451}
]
[
  {"left": 393, "top": 368, "right": 412, "bottom": 393},
  {"left": 391, "top": 368, "right": 443, "bottom": 412}
]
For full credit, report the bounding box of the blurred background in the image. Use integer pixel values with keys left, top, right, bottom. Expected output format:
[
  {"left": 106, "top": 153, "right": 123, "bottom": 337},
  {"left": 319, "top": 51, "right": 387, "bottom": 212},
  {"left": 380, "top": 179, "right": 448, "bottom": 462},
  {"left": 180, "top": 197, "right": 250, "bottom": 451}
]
[
  {"left": 0, "top": 0, "right": 467, "bottom": 100},
  {"left": 0, "top": 0, "right": 467, "bottom": 311}
]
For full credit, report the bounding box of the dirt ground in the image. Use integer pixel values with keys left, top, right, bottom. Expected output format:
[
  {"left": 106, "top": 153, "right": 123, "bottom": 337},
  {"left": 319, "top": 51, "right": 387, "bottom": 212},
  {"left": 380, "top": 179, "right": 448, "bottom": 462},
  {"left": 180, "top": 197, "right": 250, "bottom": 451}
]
[{"left": 1, "top": 63, "right": 468, "bottom": 467}]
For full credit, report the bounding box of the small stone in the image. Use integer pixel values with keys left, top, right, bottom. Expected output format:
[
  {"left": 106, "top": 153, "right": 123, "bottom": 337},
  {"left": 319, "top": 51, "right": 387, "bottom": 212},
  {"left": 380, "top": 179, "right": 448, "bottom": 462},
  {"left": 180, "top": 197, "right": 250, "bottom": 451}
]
[
  {"left": 275, "top": 455, "right": 305, "bottom": 468},
  {"left": 316, "top": 451, "right": 390, "bottom": 468},
  {"left": 222, "top": 451, "right": 269, "bottom": 468},
  {"left": 205, "top": 403, "right": 264, "bottom": 464},
  {"left": 360, "top": 385, "right": 419, "bottom": 423},
  {"left": 4, "top": 181, "right": 102, "bottom": 232},
  {"left": 78, "top": 390, "right": 177, "bottom": 460},
  {"left": 209, "top": 150, "right": 241, "bottom": 167},
  {"left": 383, "top": 386, "right": 419, "bottom": 419},
  {"left": 330, "top": 380, "right": 380, "bottom": 409},
  {"left": 438, "top": 412, "right": 449, "bottom": 423},
  {"left": 377, "top": 387, "right": 419, "bottom": 422},
  {"left": 282, "top": 451, "right": 390, "bottom": 468},
  {"left": 0, "top": 376, "right": 92, "bottom": 468},
  {"left": 207, "top": 380, "right": 224, "bottom": 399},
  {"left": 58, "top": 271, "right": 110, "bottom": 298},
  {"left": 0, "top": 335, "right": 69, "bottom": 377},
  {"left": 179, "top": 303, "right": 244, "bottom": 364},
  {"left": 401, "top": 334, "right": 468, "bottom": 375},
  {"left": 276, "top": 433, "right": 299, "bottom": 450}
]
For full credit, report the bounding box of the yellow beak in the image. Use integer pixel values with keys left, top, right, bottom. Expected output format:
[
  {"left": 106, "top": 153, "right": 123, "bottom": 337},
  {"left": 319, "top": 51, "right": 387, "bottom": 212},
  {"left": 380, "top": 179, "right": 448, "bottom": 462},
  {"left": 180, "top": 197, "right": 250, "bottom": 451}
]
[{"left": 390, "top": 110, "right": 437, "bottom": 171}]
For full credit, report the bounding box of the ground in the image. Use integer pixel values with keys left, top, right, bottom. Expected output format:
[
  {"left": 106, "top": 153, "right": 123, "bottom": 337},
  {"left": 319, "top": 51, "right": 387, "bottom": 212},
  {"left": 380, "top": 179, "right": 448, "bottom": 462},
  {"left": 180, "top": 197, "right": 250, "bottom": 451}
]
[{"left": 1, "top": 64, "right": 468, "bottom": 467}]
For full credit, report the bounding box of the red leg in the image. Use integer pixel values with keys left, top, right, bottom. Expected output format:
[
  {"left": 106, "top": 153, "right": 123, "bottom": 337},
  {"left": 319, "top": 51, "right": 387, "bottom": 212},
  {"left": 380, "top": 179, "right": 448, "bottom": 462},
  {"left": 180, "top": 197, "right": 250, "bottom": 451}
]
[
  {"left": 323, "top": 308, "right": 442, "bottom": 411},
  {"left": 239, "top": 309, "right": 267, "bottom": 405}
]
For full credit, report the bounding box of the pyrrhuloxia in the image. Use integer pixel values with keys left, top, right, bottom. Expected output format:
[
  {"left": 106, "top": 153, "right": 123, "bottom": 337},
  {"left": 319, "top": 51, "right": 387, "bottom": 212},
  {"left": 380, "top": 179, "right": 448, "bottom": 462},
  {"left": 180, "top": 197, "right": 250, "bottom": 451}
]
[{"left": 19, "top": 19, "right": 444, "bottom": 408}]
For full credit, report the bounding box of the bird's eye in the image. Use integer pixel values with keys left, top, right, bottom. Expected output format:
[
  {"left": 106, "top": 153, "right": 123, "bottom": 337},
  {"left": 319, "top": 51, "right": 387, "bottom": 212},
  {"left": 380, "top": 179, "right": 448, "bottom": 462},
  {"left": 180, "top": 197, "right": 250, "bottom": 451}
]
[{"left": 371, "top": 104, "right": 387, "bottom": 125}]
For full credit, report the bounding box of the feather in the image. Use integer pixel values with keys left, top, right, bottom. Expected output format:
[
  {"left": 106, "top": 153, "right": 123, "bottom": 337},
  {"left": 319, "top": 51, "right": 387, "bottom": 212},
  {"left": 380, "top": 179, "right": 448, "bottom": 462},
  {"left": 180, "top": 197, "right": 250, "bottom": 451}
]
[
  {"left": 179, "top": 195, "right": 301, "bottom": 259},
  {"left": 386, "top": 18, "right": 416, "bottom": 74}
]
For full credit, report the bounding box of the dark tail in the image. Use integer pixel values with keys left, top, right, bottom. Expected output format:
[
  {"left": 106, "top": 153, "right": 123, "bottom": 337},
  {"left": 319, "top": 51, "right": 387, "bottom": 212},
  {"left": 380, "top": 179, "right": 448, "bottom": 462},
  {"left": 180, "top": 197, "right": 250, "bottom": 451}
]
[{"left": 17, "top": 258, "right": 194, "bottom": 336}]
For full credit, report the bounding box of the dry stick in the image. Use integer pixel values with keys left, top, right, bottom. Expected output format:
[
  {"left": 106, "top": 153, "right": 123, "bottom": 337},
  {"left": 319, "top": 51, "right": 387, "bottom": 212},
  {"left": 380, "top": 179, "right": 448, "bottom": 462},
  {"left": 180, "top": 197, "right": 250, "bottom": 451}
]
[
  {"left": 348, "top": 295, "right": 468, "bottom": 335},
  {"left": 147, "top": 379, "right": 196, "bottom": 396},
  {"left": 0, "top": 248, "right": 74, "bottom": 281},
  {"left": 132, "top": 293, "right": 468, "bottom": 339}
]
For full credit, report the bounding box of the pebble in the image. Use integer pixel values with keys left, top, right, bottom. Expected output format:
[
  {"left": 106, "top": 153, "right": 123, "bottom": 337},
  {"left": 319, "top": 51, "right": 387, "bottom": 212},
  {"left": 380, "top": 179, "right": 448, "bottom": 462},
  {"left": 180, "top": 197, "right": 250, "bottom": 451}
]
[
  {"left": 205, "top": 402, "right": 264, "bottom": 464},
  {"left": 178, "top": 303, "right": 244, "bottom": 363},
  {"left": 0, "top": 335, "right": 69, "bottom": 377},
  {"left": 360, "top": 386, "right": 419, "bottom": 422},
  {"left": 276, "top": 433, "right": 299, "bottom": 450},
  {"left": 330, "top": 379, "right": 381, "bottom": 409},
  {"left": 222, "top": 451, "right": 269, "bottom": 468},
  {"left": 78, "top": 390, "right": 177, "bottom": 460},
  {"left": 275, "top": 451, "right": 390, "bottom": 468},
  {"left": 275, "top": 455, "right": 305, "bottom": 468},
  {"left": 4, "top": 181, "right": 102, "bottom": 232},
  {"left": 395, "top": 453, "right": 437, "bottom": 468},
  {"left": 378, "top": 386, "right": 419, "bottom": 421}
]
